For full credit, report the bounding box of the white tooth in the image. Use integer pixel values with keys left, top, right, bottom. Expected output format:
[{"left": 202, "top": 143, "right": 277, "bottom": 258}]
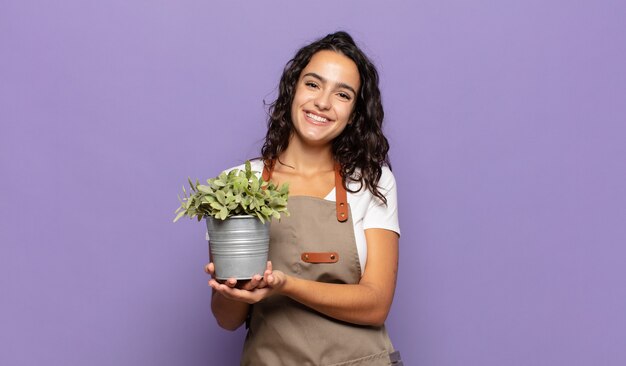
[{"left": 306, "top": 112, "right": 328, "bottom": 122}]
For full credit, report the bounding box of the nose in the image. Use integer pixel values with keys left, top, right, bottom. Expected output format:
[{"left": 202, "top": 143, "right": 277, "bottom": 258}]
[{"left": 314, "top": 91, "right": 331, "bottom": 110}]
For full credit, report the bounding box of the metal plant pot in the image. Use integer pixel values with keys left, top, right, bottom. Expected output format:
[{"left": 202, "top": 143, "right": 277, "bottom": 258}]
[{"left": 206, "top": 215, "right": 270, "bottom": 280}]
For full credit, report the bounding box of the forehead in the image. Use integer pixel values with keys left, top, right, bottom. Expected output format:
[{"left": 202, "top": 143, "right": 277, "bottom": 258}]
[{"left": 301, "top": 50, "right": 360, "bottom": 90}]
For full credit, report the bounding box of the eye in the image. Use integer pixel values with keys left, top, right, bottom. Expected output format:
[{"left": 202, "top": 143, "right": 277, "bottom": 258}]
[
  {"left": 337, "top": 92, "right": 352, "bottom": 101},
  {"left": 305, "top": 81, "right": 319, "bottom": 89}
]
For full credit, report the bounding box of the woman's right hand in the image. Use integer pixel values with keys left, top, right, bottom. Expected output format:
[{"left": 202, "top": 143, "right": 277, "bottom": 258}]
[
  {"left": 205, "top": 262, "right": 268, "bottom": 292},
  {"left": 206, "top": 261, "right": 284, "bottom": 305}
]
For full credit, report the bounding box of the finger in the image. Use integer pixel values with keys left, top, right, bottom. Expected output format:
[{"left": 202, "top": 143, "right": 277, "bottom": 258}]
[
  {"left": 225, "top": 278, "right": 237, "bottom": 288},
  {"left": 240, "top": 275, "right": 261, "bottom": 291},
  {"left": 208, "top": 278, "right": 220, "bottom": 290},
  {"left": 256, "top": 277, "right": 268, "bottom": 289},
  {"left": 213, "top": 284, "right": 240, "bottom": 301},
  {"left": 246, "top": 274, "right": 267, "bottom": 291},
  {"left": 267, "top": 271, "right": 285, "bottom": 288},
  {"left": 221, "top": 286, "right": 270, "bottom": 304},
  {"left": 213, "top": 283, "right": 247, "bottom": 301}
]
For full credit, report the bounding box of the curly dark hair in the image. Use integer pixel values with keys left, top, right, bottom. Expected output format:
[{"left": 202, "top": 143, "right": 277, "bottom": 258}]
[{"left": 261, "top": 31, "right": 391, "bottom": 204}]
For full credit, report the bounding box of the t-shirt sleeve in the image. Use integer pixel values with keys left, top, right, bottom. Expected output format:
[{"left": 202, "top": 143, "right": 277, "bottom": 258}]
[{"left": 362, "top": 166, "right": 400, "bottom": 236}]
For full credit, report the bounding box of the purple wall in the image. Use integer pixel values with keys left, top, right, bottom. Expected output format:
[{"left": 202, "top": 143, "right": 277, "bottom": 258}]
[{"left": 2, "top": 1, "right": 625, "bottom": 365}]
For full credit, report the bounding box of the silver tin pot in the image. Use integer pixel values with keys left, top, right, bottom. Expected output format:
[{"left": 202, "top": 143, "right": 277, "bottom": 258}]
[{"left": 206, "top": 215, "right": 270, "bottom": 280}]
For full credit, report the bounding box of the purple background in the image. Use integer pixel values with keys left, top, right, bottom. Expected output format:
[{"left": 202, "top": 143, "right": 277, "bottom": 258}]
[{"left": 2, "top": 1, "right": 625, "bottom": 365}]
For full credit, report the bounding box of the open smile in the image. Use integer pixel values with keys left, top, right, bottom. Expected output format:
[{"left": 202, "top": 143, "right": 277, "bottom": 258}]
[{"left": 304, "top": 110, "right": 333, "bottom": 125}]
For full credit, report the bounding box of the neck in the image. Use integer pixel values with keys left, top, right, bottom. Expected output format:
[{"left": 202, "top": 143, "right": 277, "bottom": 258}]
[{"left": 278, "top": 136, "right": 335, "bottom": 173}]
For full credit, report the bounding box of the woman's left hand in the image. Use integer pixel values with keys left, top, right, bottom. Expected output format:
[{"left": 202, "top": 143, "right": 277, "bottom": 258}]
[{"left": 208, "top": 261, "right": 288, "bottom": 304}]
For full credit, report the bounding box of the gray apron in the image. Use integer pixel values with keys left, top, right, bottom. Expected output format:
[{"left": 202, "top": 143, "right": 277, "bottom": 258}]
[{"left": 240, "top": 163, "right": 402, "bottom": 366}]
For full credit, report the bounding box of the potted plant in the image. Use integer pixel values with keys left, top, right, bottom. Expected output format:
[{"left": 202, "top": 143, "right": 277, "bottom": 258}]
[{"left": 174, "top": 161, "right": 289, "bottom": 280}]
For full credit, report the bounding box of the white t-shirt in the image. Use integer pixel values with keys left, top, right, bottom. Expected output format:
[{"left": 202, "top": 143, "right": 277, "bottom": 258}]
[{"left": 212, "top": 160, "right": 400, "bottom": 274}]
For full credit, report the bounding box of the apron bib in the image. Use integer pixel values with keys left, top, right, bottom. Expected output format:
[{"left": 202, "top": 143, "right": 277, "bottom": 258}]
[{"left": 240, "top": 163, "right": 398, "bottom": 366}]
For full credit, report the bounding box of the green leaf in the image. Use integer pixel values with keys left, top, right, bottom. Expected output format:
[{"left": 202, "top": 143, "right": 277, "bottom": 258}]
[
  {"left": 254, "top": 197, "right": 264, "bottom": 208},
  {"left": 245, "top": 160, "right": 252, "bottom": 179},
  {"left": 197, "top": 185, "right": 213, "bottom": 194},
  {"left": 219, "top": 207, "right": 229, "bottom": 220},
  {"left": 250, "top": 176, "right": 259, "bottom": 191},
  {"left": 215, "top": 190, "right": 226, "bottom": 205},
  {"left": 225, "top": 192, "right": 234, "bottom": 204},
  {"left": 173, "top": 210, "right": 186, "bottom": 223},
  {"left": 270, "top": 197, "right": 287, "bottom": 207}
]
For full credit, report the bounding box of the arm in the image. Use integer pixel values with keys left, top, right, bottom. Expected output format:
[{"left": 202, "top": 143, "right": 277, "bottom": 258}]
[
  {"left": 211, "top": 288, "right": 249, "bottom": 331},
  {"left": 210, "top": 228, "right": 399, "bottom": 326},
  {"left": 205, "top": 263, "right": 265, "bottom": 331},
  {"left": 282, "top": 228, "right": 398, "bottom": 325}
]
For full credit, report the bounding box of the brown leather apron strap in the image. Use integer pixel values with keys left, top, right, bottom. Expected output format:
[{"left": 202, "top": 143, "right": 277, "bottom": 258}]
[
  {"left": 334, "top": 163, "right": 349, "bottom": 222},
  {"left": 261, "top": 160, "right": 272, "bottom": 182},
  {"left": 261, "top": 161, "right": 349, "bottom": 223}
]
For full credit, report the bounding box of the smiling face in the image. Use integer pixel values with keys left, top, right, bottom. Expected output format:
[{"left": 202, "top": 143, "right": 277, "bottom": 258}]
[{"left": 289, "top": 50, "right": 361, "bottom": 148}]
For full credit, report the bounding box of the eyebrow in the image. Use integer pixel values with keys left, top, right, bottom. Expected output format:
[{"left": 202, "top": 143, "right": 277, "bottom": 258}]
[{"left": 302, "top": 72, "right": 358, "bottom": 96}]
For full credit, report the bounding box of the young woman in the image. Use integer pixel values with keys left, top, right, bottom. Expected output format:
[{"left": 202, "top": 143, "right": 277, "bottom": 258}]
[{"left": 205, "top": 31, "right": 402, "bottom": 366}]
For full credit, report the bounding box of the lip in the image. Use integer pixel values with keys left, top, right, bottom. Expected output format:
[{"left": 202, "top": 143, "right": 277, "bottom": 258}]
[{"left": 303, "top": 110, "right": 333, "bottom": 125}]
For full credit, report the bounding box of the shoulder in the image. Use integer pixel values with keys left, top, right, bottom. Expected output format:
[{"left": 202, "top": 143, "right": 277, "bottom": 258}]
[
  {"left": 377, "top": 165, "right": 397, "bottom": 193},
  {"left": 348, "top": 165, "right": 400, "bottom": 235},
  {"left": 346, "top": 165, "right": 396, "bottom": 197}
]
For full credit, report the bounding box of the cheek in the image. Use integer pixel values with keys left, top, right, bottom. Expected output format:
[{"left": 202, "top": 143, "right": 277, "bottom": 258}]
[
  {"left": 293, "top": 89, "right": 313, "bottom": 106},
  {"left": 341, "top": 104, "right": 356, "bottom": 122},
  {"left": 290, "top": 91, "right": 302, "bottom": 117}
]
